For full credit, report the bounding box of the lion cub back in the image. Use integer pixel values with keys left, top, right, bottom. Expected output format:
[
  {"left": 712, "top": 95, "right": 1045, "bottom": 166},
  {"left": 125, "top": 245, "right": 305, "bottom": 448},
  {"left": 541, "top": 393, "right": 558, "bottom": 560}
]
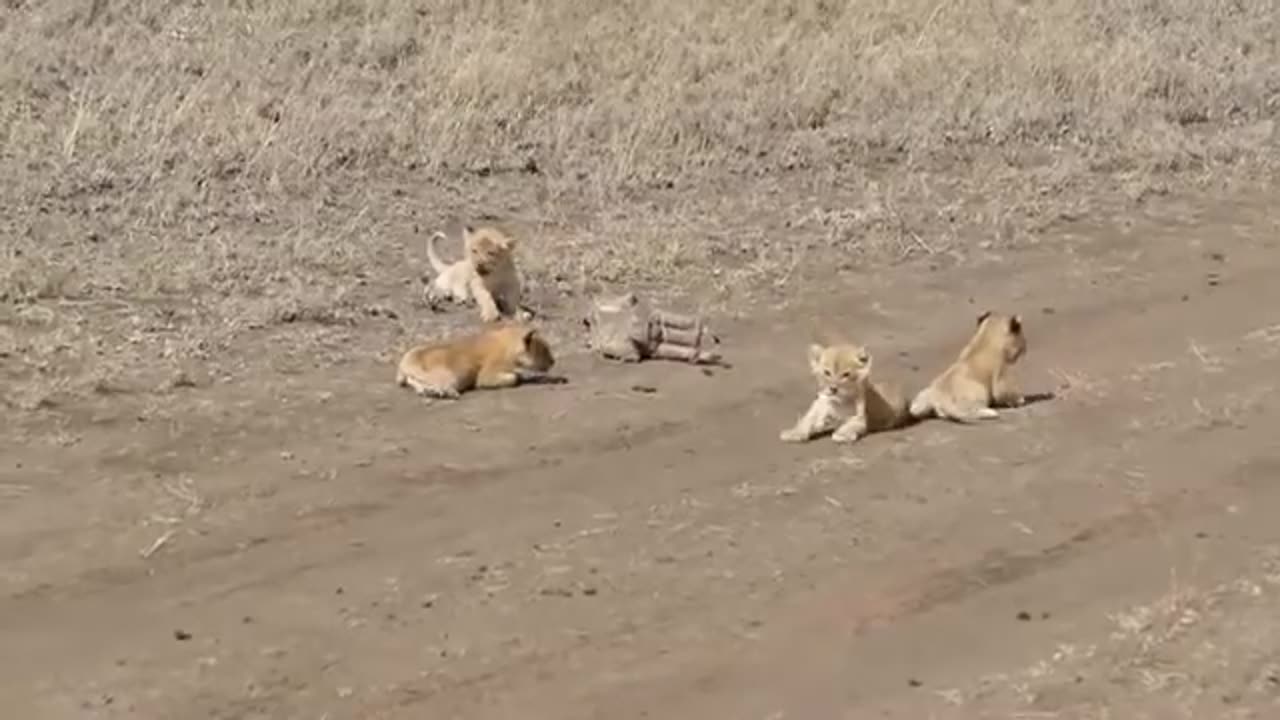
[{"left": 397, "top": 323, "right": 554, "bottom": 396}]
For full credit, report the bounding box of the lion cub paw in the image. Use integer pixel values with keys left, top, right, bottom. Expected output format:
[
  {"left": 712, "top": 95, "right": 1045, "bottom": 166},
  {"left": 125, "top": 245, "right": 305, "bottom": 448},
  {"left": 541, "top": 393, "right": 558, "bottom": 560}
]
[
  {"left": 779, "top": 428, "right": 811, "bottom": 443},
  {"left": 416, "top": 385, "right": 460, "bottom": 400},
  {"left": 831, "top": 428, "right": 863, "bottom": 444}
]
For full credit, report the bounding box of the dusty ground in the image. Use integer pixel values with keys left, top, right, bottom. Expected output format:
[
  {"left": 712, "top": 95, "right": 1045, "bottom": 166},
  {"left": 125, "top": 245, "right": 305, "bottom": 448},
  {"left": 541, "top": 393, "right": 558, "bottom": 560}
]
[
  {"left": 4, "top": 1, "right": 1280, "bottom": 718},
  {"left": 4, "top": 187, "right": 1280, "bottom": 719}
]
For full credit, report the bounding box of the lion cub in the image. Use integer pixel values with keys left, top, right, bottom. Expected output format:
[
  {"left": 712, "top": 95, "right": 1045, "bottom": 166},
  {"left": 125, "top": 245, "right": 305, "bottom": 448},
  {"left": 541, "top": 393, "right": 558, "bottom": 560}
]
[
  {"left": 396, "top": 323, "right": 566, "bottom": 399},
  {"left": 908, "top": 310, "right": 1027, "bottom": 423},
  {"left": 425, "top": 225, "right": 526, "bottom": 323},
  {"left": 780, "top": 342, "right": 911, "bottom": 444}
]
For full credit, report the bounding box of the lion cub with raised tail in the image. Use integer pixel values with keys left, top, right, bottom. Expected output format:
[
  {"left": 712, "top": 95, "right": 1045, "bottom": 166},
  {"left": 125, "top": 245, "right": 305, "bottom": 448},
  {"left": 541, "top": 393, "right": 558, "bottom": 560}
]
[
  {"left": 780, "top": 342, "right": 911, "bottom": 444},
  {"left": 425, "top": 225, "right": 526, "bottom": 323},
  {"left": 396, "top": 323, "right": 566, "bottom": 400},
  {"left": 909, "top": 310, "right": 1026, "bottom": 423}
]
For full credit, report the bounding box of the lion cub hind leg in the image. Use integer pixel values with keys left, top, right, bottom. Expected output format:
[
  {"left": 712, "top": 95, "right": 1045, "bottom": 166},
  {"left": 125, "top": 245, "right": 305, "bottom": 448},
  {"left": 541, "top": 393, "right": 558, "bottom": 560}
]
[
  {"left": 933, "top": 387, "right": 1000, "bottom": 423},
  {"left": 908, "top": 386, "right": 938, "bottom": 419},
  {"left": 945, "top": 405, "right": 1000, "bottom": 423},
  {"left": 780, "top": 395, "right": 839, "bottom": 443},
  {"left": 398, "top": 367, "right": 462, "bottom": 400}
]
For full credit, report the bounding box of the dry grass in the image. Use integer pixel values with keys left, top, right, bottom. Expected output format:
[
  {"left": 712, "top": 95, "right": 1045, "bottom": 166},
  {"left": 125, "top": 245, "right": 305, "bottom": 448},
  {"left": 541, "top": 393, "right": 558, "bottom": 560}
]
[
  {"left": 5, "top": 0, "right": 1276, "bottom": 187},
  {"left": 1, "top": 0, "right": 1278, "bottom": 408}
]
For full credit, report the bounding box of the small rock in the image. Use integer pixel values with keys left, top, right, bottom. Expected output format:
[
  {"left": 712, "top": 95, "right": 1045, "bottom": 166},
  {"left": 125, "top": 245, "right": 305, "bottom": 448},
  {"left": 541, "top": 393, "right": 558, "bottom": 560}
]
[
  {"left": 907, "top": 678, "right": 923, "bottom": 688},
  {"left": 173, "top": 629, "right": 193, "bottom": 641},
  {"left": 1016, "top": 611, "right": 1032, "bottom": 622}
]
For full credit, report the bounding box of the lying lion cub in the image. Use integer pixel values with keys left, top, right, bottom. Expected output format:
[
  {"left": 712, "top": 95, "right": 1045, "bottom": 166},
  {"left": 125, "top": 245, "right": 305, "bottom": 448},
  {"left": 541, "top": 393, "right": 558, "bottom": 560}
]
[
  {"left": 909, "top": 310, "right": 1026, "bottom": 423},
  {"left": 396, "top": 323, "right": 566, "bottom": 400},
  {"left": 780, "top": 342, "right": 911, "bottom": 444},
  {"left": 425, "top": 225, "right": 526, "bottom": 323}
]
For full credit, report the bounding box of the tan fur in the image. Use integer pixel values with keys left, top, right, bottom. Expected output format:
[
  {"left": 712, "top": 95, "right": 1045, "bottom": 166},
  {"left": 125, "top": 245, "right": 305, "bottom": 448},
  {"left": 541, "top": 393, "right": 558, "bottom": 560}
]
[
  {"left": 908, "top": 310, "right": 1027, "bottom": 423},
  {"left": 395, "top": 323, "right": 565, "bottom": 400},
  {"left": 780, "top": 342, "right": 910, "bottom": 444},
  {"left": 425, "top": 225, "right": 526, "bottom": 323}
]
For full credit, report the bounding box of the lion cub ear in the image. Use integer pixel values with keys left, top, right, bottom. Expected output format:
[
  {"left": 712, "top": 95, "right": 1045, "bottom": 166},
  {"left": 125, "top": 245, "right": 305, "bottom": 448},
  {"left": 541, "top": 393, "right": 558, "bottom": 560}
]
[
  {"left": 976, "top": 310, "right": 992, "bottom": 326},
  {"left": 521, "top": 327, "right": 539, "bottom": 346},
  {"left": 1009, "top": 315, "right": 1023, "bottom": 334},
  {"left": 807, "top": 343, "right": 825, "bottom": 368},
  {"left": 856, "top": 348, "right": 872, "bottom": 366}
]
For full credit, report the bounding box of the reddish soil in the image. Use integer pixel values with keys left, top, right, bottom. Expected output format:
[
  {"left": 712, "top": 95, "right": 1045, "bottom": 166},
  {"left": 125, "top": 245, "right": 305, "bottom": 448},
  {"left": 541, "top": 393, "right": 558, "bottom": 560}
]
[{"left": 4, "top": 193, "right": 1280, "bottom": 719}]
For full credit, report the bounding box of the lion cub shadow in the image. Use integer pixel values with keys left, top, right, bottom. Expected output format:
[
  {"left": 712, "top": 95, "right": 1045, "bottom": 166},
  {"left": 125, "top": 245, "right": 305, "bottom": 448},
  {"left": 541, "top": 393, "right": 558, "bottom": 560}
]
[{"left": 1017, "top": 390, "right": 1058, "bottom": 406}]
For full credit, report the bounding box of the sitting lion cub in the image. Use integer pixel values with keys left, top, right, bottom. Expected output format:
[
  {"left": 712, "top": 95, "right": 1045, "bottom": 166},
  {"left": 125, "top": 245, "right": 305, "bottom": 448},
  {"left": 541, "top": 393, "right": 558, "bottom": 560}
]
[
  {"left": 425, "top": 225, "right": 526, "bottom": 323},
  {"left": 396, "top": 323, "right": 566, "bottom": 400},
  {"left": 780, "top": 342, "right": 911, "bottom": 444},
  {"left": 908, "top": 310, "right": 1026, "bottom": 423}
]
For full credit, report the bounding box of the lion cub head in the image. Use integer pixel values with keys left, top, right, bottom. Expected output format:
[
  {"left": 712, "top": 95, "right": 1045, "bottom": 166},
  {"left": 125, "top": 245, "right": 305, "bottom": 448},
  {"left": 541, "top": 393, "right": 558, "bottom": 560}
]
[
  {"left": 971, "top": 311, "right": 1026, "bottom": 364},
  {"left": 807, "top": 343, "right": 872, "bottom": 400},
  {"left": 464, "top": 225, "right": 516, "bottom": 277},
  {"left": 509, "top": 325, "right": 556, "bottom": 372}
]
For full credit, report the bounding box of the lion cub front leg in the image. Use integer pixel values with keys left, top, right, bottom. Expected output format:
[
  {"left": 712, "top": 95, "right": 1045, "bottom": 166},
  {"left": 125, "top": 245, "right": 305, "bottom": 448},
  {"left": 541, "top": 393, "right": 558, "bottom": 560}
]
[
  {"left": 830, "top": 399, "right": 868, "bottom": 444},
  {"left": 474, "top": 364, "right": 520, "bottom": 390},
  {"left": 780, "top": 395, "right": 838, "bottom": 443},
  {"left": 514, "top": 368, "right": 568, "bottom": 386},
  {"left": 469, "top": 277, "right": 504, "bottom": 323},
  {"left": 475, "top": 366, "right": 567, "bottom": 390}
]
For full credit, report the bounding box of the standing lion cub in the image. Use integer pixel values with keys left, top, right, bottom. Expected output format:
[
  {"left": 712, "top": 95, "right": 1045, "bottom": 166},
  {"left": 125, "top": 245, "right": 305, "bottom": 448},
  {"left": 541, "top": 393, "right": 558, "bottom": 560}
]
[
  {"left": 396, "top": 323, "right": 566, "bottom": 400},
  {"left": 425, "top": 225, "right": 527, "bottom": 323},
  {"left": 780, "top": 342, "right": 911, "bottom": 444},
  {"left": 908, "top": 310, "right": 1027, "bottom": 423}
]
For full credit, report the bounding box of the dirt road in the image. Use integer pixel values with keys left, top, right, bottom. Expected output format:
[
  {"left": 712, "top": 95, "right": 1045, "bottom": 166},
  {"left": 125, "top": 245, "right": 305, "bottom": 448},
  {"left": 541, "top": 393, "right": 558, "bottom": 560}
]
[{"left": 4, "top": 194, "right": 1280, "bottom": 719}]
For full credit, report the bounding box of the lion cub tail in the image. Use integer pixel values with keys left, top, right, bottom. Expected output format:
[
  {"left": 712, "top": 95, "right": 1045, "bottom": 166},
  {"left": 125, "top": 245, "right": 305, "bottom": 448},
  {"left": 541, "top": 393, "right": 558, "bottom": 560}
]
[{"left": 425, "top": 231, "right": 452, "bottom": 275}]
